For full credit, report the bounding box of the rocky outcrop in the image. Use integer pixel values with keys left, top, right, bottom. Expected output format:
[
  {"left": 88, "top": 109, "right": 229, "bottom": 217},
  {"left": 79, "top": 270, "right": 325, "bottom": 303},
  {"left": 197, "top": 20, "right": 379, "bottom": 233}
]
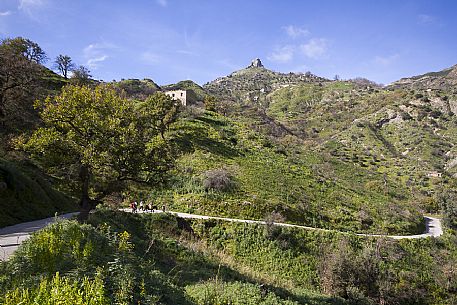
[{"left": 248, "top": 58, "right": 264, "bottom": 68}]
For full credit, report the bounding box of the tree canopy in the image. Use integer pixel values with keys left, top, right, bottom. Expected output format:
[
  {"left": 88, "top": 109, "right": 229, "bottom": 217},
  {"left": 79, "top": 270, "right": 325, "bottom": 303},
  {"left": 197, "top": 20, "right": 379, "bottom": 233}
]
[
  {"left": 20, "top": 85, "right": 180, "bottom": 219},
  {"left": 0, "top": 37, "right": 45, "bottom": 130},
  {"left": 54, "top": 55, "right": 75, "bottom": 78},
  {"left": 1, "top": 37, "right": 48, "bottom": 64}
]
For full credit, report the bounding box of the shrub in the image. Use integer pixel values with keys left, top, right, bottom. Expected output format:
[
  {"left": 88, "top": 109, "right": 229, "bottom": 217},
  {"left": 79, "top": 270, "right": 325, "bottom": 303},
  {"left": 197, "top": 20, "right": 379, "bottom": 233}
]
[
  {"left": 186, "top": 280, "right": 299, "bottom": 305},
  {"left": 0, "top": 272, "right": 109, "bottom": 305},
  {"left": 202, "top": 169, "right": 234, "bottom": 191}
]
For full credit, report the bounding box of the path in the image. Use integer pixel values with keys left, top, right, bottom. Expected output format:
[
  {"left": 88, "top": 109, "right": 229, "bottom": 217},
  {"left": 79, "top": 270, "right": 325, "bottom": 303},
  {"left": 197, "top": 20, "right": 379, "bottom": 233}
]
[
  {"left": 0, "top": 210, "right": 443, "bottom": 261},
  {"left": 0, "top": 212, "right": 78, "bottom": 261},
  {"left": 125, "top": 209, "right": 443, "bottom": 240}
]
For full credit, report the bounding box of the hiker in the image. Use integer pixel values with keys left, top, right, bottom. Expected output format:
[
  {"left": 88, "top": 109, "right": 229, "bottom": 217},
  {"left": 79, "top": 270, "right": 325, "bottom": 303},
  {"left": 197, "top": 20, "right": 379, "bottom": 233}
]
[
  {"left": 133, "top": 201, "right": 138, "bottom": 213},
  {"left": 139, "top": 201, "right": 144, "bottom": 211},
  {"left": 147, "top": 202, "right": 153, "bottom": 212}
]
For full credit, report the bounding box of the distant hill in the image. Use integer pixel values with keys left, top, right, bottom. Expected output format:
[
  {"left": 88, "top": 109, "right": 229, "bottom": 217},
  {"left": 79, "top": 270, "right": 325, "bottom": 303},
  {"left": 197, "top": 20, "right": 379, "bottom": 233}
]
[
  {"left": 389, "top": 64, "right": 457, "bottom": 90},
  {"left": 114, "top": 78, "right": 161, "bottom": 99},
  {"left": 162, "top": 80, "right": 207, "bottom": 102},
  {"left": 204, "top": 59, "right": 327, "bottom": 105}
]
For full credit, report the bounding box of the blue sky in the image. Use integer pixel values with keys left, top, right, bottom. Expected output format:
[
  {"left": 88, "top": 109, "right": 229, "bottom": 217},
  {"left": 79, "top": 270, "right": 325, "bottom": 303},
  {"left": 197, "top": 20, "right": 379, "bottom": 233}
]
[{"left": 1, "top": 0, "right": 456, "bottom": 85}]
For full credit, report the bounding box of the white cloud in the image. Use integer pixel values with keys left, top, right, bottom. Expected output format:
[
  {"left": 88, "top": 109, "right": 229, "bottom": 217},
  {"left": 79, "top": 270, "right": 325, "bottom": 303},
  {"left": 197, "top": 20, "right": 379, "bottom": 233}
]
[
  {"left": 282, "top": 25, "right": 309, "bottom": 39},
  {"left": 300, "top": 38, "right": 328, "bottom": 59},
  {"left": 267, "top": 45, "right": 294, "bottom": 63},
  {"left": 83, "top": 43, "right": 115, "bottom": 69},
  {"left": 87, "top": 55, "right": 108, "bottom": 69},
  {"left": 374, "top": 54, "right": 399, "bottom": 66},
  {"left": 18, "top": 0, "right": 45, "bottom": 13},
  {"left": 141, "top": 51, "right": 161, "bottom": 64},
  {"left": 0, "top": 11, "right": 12, "bottom": 16},
  {"left": 157, "top": 0, "right": 167, "bottom": 7},
  {"left": 418, "top": 14, "right": 435, "bottom": 24}
]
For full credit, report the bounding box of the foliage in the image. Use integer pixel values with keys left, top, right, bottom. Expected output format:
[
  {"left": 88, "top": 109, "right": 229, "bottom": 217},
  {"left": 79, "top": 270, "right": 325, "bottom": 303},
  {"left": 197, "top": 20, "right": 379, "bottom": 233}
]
[
  {"left": 202, "top": 168, "right": 234, "bottom": 191},
  {"left": 437, "top": 189, "right": 457, "bottom": 229},
  {"left": 204, "top": 95, "right": 217, "bottom": 112},
  {"left": 19, "top": 85, "right": 179, "bottom": 217},
  {"left": 114, "top": 78, "right": 160, "bottom": 99},
  {"left": 0, "top": 272, "right": 109, "bottom": 305},
  {"left": 1, "top": 37, "right": 47, "bottom": 64},
  {"left": 154, "top": 112, "right": 421, "bottom": 234},
  {"left": 0, "top": 158, "right": 75, "bottom": 227},
  {"left": 4, "top": 210, "right": 456, "bottom": 305},
  {"left": 0, "top": 37, "right": 45, "bottom": 130},
  {"left": 139, "top": 91, "right": 181, "bottom": 139},
  {"left": 54, "top": 54, "right": 75, "bottom": 78},
  {"left": 1, "top": 216, "right": 192, "bottom": 304},
  {"left": 70, "top": 65, "right": 93, "bottom": 85},
  {"left": 186, "top": 280, "right": 299, "bottom": 305}
]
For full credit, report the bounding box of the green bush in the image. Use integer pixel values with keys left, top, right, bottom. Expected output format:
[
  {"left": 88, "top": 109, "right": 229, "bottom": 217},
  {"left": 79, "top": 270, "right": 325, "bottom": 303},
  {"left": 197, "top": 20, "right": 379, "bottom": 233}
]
[
  {"left": 0, "top": 272, "right": 109, "bottom": 305},
  {"left": 186, "top": 280, "right": 299, "bottom": 305}
]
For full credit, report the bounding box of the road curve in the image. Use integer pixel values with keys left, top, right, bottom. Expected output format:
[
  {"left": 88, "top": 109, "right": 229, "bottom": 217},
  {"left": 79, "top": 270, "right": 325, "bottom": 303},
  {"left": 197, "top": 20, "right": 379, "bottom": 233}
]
[
  {"left": 0, "top": 212, "right": 78, "bottom": 261},
  {"left": 123, "top": 209, "right": 443, "bottom": 240},
  {"left": 0, "top": 210, "right": 443, "bottom": 261}
]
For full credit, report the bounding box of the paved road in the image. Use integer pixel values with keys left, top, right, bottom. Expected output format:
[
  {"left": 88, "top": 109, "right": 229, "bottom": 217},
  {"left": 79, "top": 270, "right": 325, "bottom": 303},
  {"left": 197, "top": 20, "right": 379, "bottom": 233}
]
[
  {"left": 0, "top": 213, "right": 78, "bottom": 261},
  {"left": 125, "top": 209, "right": 443, "bottom": 239},
  {"left": 0, "top": 210, "right": 443, "bottom": 261}
]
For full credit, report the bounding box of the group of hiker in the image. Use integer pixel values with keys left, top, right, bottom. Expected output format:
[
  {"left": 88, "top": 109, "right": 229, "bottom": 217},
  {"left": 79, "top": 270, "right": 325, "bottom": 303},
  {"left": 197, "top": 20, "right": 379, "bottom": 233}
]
[{"left": 129, "top": 200, "right": 166, "bottom": 213}]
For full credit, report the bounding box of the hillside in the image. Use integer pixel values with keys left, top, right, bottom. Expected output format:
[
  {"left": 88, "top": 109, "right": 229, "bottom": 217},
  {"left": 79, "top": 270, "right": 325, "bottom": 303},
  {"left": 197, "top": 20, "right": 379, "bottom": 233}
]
[
  {"left": 389, "top": 64, "right": 457, "bottom": 90},
  {"left": 204, "top": 59, "right": 327, "bottom": 105},
  {"left": 0, "top": 158, "right": 76, "bottom": 227},
  {"left": 199, "top": 60, "right": 457, "bottom": 214},
  {"left": 114, "top": 78, "right": 161, "bottom": 99},
  {"left": 163, "top": 80, "right": 207, "bottom": 102},
  {"left": 152, "top": 111, "right": 422, "bottom": 235}
]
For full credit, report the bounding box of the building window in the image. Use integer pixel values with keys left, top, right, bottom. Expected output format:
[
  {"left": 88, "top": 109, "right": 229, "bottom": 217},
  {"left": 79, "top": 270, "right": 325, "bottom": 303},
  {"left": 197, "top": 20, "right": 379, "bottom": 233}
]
[
  {"left": 172, "top": 93, "right": 175, "bottom": 97},
  {"left": 181, "top": 92, "right": 183, "bottom": 97}
]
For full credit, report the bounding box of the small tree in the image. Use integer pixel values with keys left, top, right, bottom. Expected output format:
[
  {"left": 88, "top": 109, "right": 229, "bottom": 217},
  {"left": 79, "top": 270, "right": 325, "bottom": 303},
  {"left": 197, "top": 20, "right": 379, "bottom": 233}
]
[
  {"left": 54, "top": 54, "right": 75, "bottom": 78},
  {"left": 19, "top": 85, "right": 179, "bottom": 220},
  {"left": 204, "top": 95, "right": 217, "bottom": 112},
  {"left": 139, "top": 92, "right": 180, "bottom": 139},
  {"left": 70, "top": 65, "right": 92, "bottom": 85},
  {"left": 437, "top": 189, "right": 457, "bottom": 229}
]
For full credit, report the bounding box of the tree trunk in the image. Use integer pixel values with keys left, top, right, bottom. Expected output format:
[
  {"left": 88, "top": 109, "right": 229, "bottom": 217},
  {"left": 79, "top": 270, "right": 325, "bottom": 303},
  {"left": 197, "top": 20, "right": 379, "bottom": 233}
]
[{"left": 77, "top": 164, "right": 91, "bottom": 221}]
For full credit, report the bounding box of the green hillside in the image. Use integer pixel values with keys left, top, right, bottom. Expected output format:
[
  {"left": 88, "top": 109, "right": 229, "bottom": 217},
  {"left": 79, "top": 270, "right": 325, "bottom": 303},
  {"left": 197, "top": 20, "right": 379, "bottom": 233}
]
[
  {"left": 163, "top": 80, "right": 207, "bottom": 101},
  {"left": 149, "top": 111, "right": 422, "bottom": 235},
  {"left": 0, "top": 158, "right": 76, "bottom": 227}
]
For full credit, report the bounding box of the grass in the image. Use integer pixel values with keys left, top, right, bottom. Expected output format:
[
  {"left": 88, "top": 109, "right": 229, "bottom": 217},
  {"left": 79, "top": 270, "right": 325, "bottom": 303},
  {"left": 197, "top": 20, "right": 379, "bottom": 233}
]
[
  {"left": 144, "top": 111, "right": 424, "bottom": 235},
  {"left": 0, "top": 158, "right": 76, "bottom": 227},
  {"left": 3, "top": 210, "right": 456, "bottom": 304}
]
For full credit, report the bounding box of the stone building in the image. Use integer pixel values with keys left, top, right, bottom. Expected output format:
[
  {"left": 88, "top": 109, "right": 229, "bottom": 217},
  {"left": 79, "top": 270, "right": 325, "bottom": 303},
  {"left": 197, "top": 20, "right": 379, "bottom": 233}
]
[
  {"left": 165, "top": 90, "right": 188, "bottom": 106},
  {"left": 427, "top": 171, "right": 442, "bottom": 178}
]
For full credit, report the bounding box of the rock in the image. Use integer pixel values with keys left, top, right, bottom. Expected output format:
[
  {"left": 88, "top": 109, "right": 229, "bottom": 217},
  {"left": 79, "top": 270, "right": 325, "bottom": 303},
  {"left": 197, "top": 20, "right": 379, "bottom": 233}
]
[{"left": 249, "top": 58, "right": 264, "bottom": 68}]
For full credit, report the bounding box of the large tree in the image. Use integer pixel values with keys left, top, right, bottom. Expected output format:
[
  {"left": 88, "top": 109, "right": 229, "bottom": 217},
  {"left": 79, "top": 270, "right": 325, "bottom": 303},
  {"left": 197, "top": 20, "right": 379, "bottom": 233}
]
[
  {"left": 20, "top": 85, "right": 180, "bottom": 219},
  {"left": 0, "top": 37, "right": 45, "bottom": 130},
  {"left": 54, "top": 54, "right": 75, "bottom": 78},
  {"left": 1, "top": 37, "right": 48, "bottom": 64}
]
